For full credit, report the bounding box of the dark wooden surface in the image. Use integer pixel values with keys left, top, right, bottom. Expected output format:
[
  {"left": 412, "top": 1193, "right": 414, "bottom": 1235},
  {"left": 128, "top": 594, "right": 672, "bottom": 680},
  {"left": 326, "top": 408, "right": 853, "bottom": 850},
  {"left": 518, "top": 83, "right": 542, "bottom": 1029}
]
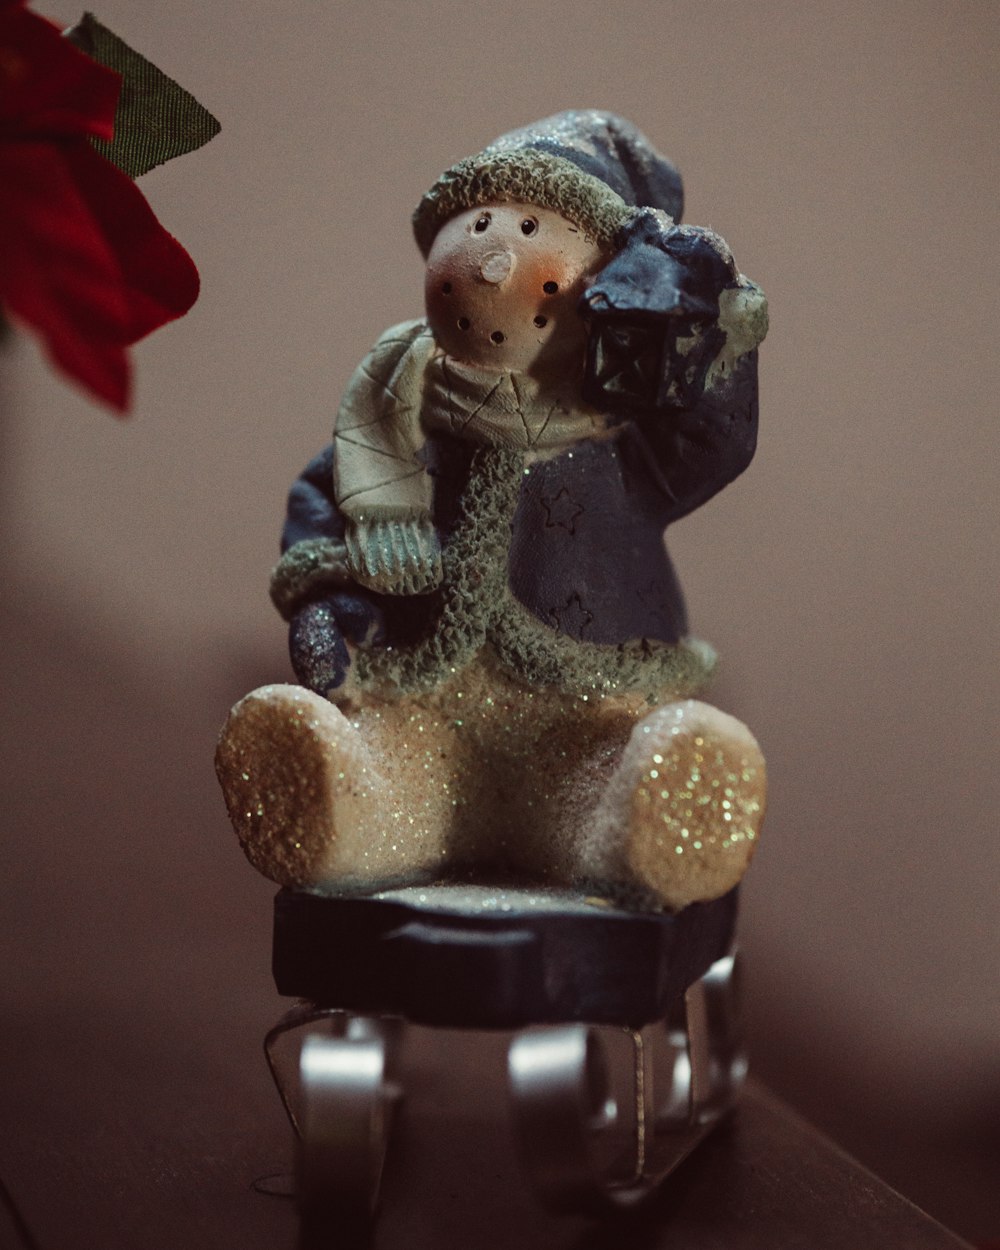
[
  {"left": 0, "top": 595, "right": 974, "bottom": 1249},
  {"left": 0, "top": 1017, "right": 974, "bottom": 1250}
]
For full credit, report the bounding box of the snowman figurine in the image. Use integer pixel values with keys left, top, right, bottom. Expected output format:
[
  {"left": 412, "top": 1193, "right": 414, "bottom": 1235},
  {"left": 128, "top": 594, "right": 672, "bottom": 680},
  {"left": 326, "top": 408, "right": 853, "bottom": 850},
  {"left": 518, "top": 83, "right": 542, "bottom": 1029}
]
[{"left": 216, "top": 111, "right": 768, "bottom": 912}]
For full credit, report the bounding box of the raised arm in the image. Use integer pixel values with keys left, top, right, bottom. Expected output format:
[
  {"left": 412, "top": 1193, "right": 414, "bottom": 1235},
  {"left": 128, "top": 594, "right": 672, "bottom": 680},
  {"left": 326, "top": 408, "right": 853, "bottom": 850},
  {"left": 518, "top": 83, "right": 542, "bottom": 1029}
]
[{"left": 582, "top": 209, "right": 767, "bottom": 525}]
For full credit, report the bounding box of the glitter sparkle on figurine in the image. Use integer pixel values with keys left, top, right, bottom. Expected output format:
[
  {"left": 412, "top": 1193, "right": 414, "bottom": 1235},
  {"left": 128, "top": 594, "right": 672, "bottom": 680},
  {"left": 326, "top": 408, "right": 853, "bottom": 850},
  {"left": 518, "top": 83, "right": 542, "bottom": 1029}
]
[{"left": 215, "top": 110, "right": 768, "bottom": 1230}]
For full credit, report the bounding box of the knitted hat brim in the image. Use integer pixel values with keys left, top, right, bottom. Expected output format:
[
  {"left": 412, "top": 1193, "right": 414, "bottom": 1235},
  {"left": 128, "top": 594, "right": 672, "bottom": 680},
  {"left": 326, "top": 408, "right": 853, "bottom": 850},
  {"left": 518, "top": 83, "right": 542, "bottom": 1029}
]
[{"left": 413, "top": 149, "right": 630, "bottom": 257}]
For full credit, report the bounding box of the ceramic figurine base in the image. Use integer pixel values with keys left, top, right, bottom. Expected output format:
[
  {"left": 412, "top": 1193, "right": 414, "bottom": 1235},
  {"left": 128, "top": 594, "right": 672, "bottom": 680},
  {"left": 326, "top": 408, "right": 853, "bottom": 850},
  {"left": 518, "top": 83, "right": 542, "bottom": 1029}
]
[{"left": 265, "top": 883, "right": 745, "bottom": 1230}]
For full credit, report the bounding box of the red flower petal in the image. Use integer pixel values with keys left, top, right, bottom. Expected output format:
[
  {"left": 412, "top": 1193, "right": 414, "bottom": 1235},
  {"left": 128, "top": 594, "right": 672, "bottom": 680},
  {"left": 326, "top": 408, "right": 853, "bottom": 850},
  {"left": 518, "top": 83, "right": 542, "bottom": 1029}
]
[
  {"left": 60, "top": 141, "right": 200, "bottom": 344},
  {"left": 0, "top": 140, "right": 199, "bottom": 410},
  {"left": 0, "top": 143, "right": 133, "bottom": 407},
  {"left": 0, "top": 6, "right": 119, "bottom": 140},
  {"left": 0, "top": 11, "right": 202, "bottom": 411}
]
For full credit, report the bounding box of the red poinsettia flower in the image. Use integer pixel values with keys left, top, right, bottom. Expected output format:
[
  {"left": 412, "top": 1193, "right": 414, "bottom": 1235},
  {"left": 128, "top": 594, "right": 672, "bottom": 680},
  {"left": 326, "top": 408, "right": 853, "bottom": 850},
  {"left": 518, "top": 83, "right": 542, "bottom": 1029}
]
[{"left": 0, "top": 0, "right": 199, "bottom": 411}]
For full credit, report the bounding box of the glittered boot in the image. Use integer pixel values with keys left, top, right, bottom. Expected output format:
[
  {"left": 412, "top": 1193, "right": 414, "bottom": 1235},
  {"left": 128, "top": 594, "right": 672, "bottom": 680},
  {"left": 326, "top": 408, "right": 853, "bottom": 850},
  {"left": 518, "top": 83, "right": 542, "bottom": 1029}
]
[
  {"left": 215, "top": 684, "right": 448, "bottom": 889},
  {"left": 581, "top": 700, "right": 766, "bottom": 910}
]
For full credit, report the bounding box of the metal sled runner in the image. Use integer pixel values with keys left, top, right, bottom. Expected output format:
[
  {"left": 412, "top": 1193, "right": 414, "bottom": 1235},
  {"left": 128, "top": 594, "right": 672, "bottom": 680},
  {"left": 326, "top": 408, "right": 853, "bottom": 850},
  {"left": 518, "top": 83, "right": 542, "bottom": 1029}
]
[{"left": 264, "top": 883, "right": 746, "bottom": 1230}]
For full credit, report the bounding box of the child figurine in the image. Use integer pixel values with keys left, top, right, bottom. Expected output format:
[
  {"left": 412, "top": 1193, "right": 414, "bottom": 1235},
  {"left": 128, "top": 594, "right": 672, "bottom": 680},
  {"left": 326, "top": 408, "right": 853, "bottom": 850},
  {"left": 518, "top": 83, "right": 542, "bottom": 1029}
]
[{"left": 216, "top": 110, "right": 768, "bottom": 911}]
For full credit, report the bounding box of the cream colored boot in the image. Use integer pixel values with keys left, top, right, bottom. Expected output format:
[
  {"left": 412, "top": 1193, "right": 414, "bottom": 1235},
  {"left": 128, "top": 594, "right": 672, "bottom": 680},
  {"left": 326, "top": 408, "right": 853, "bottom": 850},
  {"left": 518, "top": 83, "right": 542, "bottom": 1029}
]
[
  {"left": 581, "top": 699, "right": 766, "bottom": 910},
  {"left": 215, "top": 684, "right": 399, "bottom": 889}
]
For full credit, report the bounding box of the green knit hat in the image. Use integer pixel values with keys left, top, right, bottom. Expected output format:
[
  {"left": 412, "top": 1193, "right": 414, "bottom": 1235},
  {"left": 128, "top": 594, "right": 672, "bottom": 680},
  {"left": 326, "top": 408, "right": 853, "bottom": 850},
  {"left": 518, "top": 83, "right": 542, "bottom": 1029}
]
[{"left": 412, "top": 110, "right": 684, "bottom": 258}]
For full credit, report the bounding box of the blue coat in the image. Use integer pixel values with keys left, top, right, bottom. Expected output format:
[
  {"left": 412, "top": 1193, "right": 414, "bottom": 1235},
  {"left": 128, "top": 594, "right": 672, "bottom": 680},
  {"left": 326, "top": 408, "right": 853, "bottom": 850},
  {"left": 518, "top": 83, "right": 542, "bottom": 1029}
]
[{"left": 279, "top": 349, "right": 758, "bottom": 669}]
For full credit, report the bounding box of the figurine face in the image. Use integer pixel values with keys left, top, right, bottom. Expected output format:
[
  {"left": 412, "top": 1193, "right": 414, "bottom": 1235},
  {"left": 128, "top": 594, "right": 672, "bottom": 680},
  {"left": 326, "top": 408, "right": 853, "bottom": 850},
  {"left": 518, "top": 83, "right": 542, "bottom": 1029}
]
[{"left": 424, "top": 203, "right": 607, "bottom": 376}]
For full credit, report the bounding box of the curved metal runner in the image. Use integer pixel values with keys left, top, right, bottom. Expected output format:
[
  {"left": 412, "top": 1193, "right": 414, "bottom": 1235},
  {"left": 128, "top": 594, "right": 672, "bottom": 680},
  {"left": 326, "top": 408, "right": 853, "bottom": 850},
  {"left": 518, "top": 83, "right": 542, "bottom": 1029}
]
[{"left": 264, "top": 885, "right": 744, "bottom": 1232}]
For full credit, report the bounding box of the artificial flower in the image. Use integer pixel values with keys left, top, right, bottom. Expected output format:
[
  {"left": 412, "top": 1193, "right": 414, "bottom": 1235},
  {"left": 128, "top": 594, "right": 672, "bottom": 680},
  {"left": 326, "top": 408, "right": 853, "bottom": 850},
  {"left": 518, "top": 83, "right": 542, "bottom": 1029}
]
[{"left": 0, "top": 0, "right": 199, "bottom": 411}]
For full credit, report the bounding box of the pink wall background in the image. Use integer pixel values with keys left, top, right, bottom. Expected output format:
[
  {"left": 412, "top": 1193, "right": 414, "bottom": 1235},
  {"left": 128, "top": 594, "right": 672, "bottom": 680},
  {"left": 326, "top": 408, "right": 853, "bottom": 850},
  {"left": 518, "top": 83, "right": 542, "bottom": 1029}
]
[{"left": 3, "top": 0, "right": 997, "bottom": 1236}]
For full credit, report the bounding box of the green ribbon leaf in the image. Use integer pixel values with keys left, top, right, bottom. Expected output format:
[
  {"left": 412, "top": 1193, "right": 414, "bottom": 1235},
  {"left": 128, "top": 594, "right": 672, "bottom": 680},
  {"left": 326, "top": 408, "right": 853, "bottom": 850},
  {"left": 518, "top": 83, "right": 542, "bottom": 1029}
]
[{"left": 64, "top": 13, "right": 221, "bottom": 178}]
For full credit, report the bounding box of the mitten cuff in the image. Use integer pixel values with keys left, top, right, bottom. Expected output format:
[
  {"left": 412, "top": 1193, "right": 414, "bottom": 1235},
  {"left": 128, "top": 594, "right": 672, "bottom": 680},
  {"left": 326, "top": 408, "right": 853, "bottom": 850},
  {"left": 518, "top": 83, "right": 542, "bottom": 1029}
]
[{"left": 269, "top": 537, "right": 353, "bottom": 621}]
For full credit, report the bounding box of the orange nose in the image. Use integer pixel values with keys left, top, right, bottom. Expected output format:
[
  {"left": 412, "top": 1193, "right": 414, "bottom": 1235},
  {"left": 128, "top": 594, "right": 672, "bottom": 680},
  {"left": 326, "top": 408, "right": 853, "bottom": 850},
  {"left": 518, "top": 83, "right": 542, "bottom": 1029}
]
[{"left": 479, "top": 250, "right": 515, "bottom": 285}]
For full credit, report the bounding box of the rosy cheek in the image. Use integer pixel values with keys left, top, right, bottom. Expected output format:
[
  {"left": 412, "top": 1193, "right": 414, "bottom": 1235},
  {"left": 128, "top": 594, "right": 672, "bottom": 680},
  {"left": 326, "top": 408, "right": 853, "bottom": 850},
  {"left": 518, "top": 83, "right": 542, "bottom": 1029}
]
[
  {"left": 491, "top": 263, "right": 558, "bottom": 324},
  {"left": 520, "top": 254, "right": 569, "bottom": 300}
]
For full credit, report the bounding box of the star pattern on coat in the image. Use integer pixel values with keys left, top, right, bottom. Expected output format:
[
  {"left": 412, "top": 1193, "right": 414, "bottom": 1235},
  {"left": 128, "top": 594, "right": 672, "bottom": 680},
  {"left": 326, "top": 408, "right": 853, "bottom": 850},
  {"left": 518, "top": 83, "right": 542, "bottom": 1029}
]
[
  {"left": 540, "top": 487, "right": 584, "bottom": 534},
  {"left": 547, "top": 592, "right": 594, "bottom": 638}
]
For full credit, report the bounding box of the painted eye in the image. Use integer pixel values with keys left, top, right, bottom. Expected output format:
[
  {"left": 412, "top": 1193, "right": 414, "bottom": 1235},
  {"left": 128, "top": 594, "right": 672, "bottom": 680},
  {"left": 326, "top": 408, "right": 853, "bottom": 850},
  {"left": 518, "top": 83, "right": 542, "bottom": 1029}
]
[
  {"left": 474, "top": 214, "right": 491, "bottom": 233},
  {"left": 520, "top": 217, "right": 538, "bottom": 236},
  {"left": 533, "top": 315, "right": 548, "bottom": 328},
  {"left": 543, "top": 280, "right": 559, "bottom": 294},
  {"left": 441, "top": 281, "right": 452, "bottom": 294}
]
